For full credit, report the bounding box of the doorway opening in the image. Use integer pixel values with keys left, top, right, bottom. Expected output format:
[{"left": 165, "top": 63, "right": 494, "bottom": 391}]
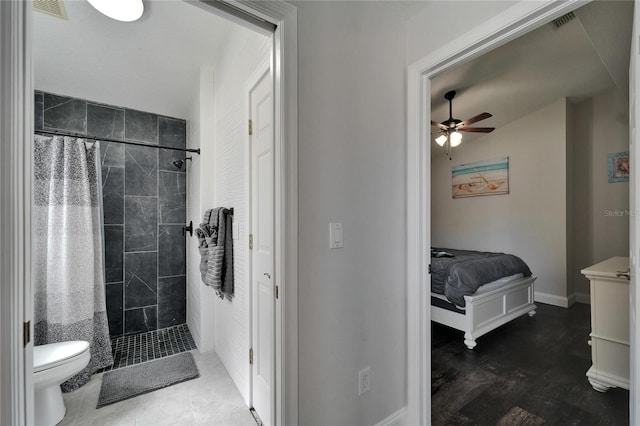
[
  {"left": 407, "top": 1, "right": 635, "bottom": 424},
  {"left": 0, "top": 1, "right": 297, "bottom": 425}
]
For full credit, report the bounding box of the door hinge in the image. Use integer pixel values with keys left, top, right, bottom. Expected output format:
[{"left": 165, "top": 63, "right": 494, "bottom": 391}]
[
  {"left": 23, "top": 321, "right": 30, "bottom": 347},
  {"left": 248, "top": 119, "right": 253, "bottom": 136},
  {"left": 428, "top": 264, "right": 432, "bottom": 274},
  {"left": 249, "top": 347, "right": 254, "bottom": 365},
  {"left": 275, "top": 285, "right": 279, "bottom": 299},
  {"left": 249, "top": 234, "right": 253, "bottom": 250}
]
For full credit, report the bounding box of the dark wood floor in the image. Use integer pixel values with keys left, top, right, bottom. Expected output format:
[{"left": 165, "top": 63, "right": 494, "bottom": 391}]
[{"left": 432, "top": 303, "right": 629, "bottom": 425}]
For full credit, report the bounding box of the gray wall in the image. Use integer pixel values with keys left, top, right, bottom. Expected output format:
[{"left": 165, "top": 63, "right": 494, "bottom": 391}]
[
  {"left": 572, "top": 87, "right": 630, "bottom": 297},
  {"left": 35, "top": 91, "right": 188, "bottom": 336},
  {"left": 294, "top": 2, "right": 408, "bottom": 424}
]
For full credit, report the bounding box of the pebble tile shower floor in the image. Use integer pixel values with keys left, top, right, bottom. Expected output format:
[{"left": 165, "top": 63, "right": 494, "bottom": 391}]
[{"left": 101, "top": 324, "right": 197, "bottom": 372}]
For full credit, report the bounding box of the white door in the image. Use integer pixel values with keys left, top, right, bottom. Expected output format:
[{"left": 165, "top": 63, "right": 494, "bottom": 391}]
[
  {"left": 629, "top": 1, "right": 640, "bottom": 422},
  {"left": 250, "top": 69, "right": 274, "bottom": 426}
]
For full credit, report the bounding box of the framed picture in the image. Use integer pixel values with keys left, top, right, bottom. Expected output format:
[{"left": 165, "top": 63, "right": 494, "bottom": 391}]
[
  {"left": 608, "top": 151, "right": 629, "bottom": 183},
  {"left": 452, "top": 157, "right": 509, "bottom": 198}
]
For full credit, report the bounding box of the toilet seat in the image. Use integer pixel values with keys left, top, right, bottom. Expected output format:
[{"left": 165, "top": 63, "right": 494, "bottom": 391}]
[{"left": 34, "top": 341, "right": 90, "bottom": 373}]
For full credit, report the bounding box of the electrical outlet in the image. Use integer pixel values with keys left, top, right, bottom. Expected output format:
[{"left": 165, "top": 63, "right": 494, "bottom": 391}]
[{"left": 358, "top": 367, "right": 371, "bottom": 395}]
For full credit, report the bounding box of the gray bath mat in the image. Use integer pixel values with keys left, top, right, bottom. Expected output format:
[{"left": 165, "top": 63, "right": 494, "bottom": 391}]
[{"left": 97, "top": 352, "right": 199, "bottom": 408}]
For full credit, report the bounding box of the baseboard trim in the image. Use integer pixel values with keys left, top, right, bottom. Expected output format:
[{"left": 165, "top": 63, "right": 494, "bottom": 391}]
[
  {"left": 375, "top": 407, "right": 407, "bottom": 426},
  {"left": 534, "top": 291, "right": 570, "bottom": 308},
  {"left": 574, "top": 292, "right": 591, "bottom": 304}
]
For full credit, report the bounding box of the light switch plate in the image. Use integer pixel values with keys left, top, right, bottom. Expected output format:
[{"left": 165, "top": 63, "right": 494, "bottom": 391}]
[{"left": 329, "top": 223, "right": 343, "bottom": 249}]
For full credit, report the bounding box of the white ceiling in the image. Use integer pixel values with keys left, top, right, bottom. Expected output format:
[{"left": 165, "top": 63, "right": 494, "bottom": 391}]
[
  {"left": 33, "top": 0, "right": 253, "bottom": 119},
  {"left": 36, "top": 0, "right": 632, "bottom": 126},
  {"left": 33, "top": 0, "right": 429, "bottom": 122},
  {"left": 430, "top": 0, "right": 633, "bottom": 150}
]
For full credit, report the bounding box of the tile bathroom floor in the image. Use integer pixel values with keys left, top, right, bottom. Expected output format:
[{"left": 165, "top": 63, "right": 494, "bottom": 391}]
[{"left": 59, "top": 350, "right": 257, "bottom": 426}]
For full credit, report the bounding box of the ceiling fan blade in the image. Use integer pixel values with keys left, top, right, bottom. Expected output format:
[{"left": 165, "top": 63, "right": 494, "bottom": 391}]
[
  {"left": 456, "top": 112, "right": 492, "bottom": 128},
  {"left": 458, "top": 127, "right": 495, "bottom": 133},
  {"left": 431, "top": 120, "right": 448, "bottom": 130}
]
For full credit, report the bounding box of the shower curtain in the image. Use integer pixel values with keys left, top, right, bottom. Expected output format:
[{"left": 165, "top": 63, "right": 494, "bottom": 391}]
[{"left": 33, "top": 135, "right": 113, "bottom": 392}]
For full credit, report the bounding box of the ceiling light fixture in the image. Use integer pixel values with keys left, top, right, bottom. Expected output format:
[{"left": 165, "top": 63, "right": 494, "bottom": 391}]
[
  {"left": 87, "top": 0, "right": 144, "bottom": 22},
  {"left": 433, "top": 130, "right": 463, "bottom": 158},
  {"left": 431, "top": 90, "right": 496, "bottom": 159},
  {"left": 449, "top": 131, "right": 462, "bottom": 147}
]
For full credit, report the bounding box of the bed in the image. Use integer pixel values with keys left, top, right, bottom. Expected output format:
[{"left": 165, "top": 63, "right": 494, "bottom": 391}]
[{"left": 430, "top": 248, "right": 537, "bottom": 349}]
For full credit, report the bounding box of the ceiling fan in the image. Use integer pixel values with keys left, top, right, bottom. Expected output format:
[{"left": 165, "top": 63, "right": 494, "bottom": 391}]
[{"left": 431, "top": 90, "right": 495, "bottom": 158}]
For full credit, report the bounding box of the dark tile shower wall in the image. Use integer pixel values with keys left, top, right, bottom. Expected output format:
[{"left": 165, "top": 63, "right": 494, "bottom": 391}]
[{"left": 35, "top": 91, "right": 188, "bottom": 336}]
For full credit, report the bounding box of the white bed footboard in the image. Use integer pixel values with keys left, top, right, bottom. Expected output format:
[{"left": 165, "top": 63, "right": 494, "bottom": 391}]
[{"left": 431, "top": 275, "right": 537, "bottom": 349}]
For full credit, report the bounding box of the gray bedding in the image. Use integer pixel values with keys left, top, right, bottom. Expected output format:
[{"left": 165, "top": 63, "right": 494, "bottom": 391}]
[{"left": 431, "top": 248, "right": 532, "bottom": 307}]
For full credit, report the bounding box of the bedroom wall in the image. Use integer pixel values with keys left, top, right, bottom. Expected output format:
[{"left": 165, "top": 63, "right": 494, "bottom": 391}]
[
  {"left": 571, "top": 94, "right": 593, "bottom": 302},
  {"left": 588, "top": 88, "right": 630, "bottom": 264},
  {"left": 571, "top": 86, "right": 630, "bottom": 299},
  {"left": 431, "top": 98, "right": 570, "bottom": 304},
  {"left": 566, "top": 101, "right": 576, "bottom": 301}
]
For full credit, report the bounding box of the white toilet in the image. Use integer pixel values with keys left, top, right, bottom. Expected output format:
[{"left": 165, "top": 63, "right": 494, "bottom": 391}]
[{"left": 33, "top": 341, "right": 90, "bottom": 426}]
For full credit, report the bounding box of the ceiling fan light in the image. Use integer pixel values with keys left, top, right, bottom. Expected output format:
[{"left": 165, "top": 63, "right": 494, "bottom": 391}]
[
  {"left": 435, "top": 134, "right": 447, "bottom": 146},
  {"left": 87, "top": 0, "right": 144, "bottom": 22},
  {"left": 450, "top": 131, "right": 462, "bottom": 147}
]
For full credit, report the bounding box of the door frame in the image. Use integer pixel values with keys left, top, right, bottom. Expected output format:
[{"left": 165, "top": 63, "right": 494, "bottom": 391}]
[
  {"left": 0, "top": 1, "right": 33, "bottom": 425},
  {"left": 405, "top": 0, "right": 615, "bottom": 424},
  {"left": 629, "top": 0, "right": 640, "bottom": 419},
  {"left": 1, "top": 1, "right": 298, "bottom": 425},
  {"left": 245, "top": 56, "right": 274, "bottom": 423}
]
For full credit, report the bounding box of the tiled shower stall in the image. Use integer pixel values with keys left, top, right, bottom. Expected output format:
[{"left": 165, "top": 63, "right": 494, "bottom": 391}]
[{"left": 35, "top": 91, "right": 188, "bottom": 337}]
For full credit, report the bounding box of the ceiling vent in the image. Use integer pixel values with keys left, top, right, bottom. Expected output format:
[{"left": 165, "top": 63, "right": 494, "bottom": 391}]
[
  {"left": 551, "top": 11, "right": 576, "bottom": 29},
  {"left": 33, "top": 0, "right": 68, "bottom": 20}
]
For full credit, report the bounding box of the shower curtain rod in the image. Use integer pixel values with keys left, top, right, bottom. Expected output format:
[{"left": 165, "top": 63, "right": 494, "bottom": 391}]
[{"left": 35, "top": 129, "right": 201, "bottom": 155}]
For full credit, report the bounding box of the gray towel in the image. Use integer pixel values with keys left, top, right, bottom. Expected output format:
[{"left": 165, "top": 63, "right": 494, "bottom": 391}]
[
  {"left": 204, "top": 207, "right": 222, "bottom": 290},
  {"left": 196, "top": 209, "right": 215, "bottom": 285},
  {"left": 197, "top": 207, "right": 234, "bottom": 300},
  {"left": 218, "top": 208, "right": 234, "bottom": 299}
]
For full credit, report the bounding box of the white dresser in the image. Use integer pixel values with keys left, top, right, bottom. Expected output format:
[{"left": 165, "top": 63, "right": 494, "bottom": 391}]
[{"left": 581, "top": 256, "right": 630, "bottom": 392}]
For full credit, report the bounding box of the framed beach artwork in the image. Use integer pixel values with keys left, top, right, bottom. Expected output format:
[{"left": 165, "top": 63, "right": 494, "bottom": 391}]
[
  {"left": 608, "top": 151, "right": 629, "bottom": 183},
  {"left": 452, "top": 157, "right": 509, "bottom": 198}
]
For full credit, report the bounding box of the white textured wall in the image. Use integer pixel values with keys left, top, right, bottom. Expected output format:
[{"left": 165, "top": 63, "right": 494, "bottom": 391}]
[
  {"left": 187, "top": 82, "right": 202, "bottom": 347},
  {"left": 187, "top": 67, "right": 217, "bottom": 350},
  {"left": 185, "top": 25, "right": 268, "bottom": 401},
  {"left": 431, "top": 99, "right": 570, "bottom": 303},
  {"left": 572, "top": 87, "right": 630, "bottom": 298},
  {"left": 295, "top": 2, "right": 409, "bottom": 424},
  {"left": 212, "top": 29, "right": 270, "bottom": 403}
]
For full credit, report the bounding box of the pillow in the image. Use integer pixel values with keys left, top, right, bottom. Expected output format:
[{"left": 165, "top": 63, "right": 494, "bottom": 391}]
[{"left": 431, "top": 249, "right": 454, "bottom": 258}]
